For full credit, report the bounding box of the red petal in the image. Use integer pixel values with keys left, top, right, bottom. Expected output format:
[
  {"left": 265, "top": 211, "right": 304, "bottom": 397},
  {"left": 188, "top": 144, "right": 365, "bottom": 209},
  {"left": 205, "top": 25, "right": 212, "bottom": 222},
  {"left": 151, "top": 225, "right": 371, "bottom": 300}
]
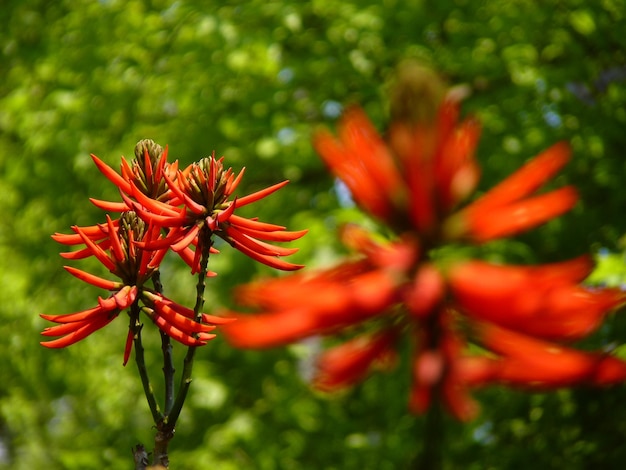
[
  {"left": 470, "top": 142, "right": 571, "bottom": 212},
  {"left": 235, "top": 180, "right": 290, "bottom": 208},
  {"left": 228, "top": 214, "right": 285, "bottom": 231},
  {"left": 222, "top": 309, "right": 318, "bottom": 348},
  {"left": 152, "top": 297, "right": 216, "bottom": 335},
  {"left": 89, "top": 198, "right": 130, "bottom": 212},
  {"left": 91, "top": 154, "right": 132, "bottom": 194},
  {"left": 404, "top": 264, "right": 445, "bottom": 318},
  {"left": 75, "top": 227, "right": 117, "bottom": 271},
  {"left": 313, "top": 330, "right": 397, "bottom": 391},
  {"left": 40, "top": 305, "right": 106, "bottom": 324},
  {"left": 232, "top": 224, "right": 308, "bottom": 242},
  {"left": 63, "top": 266, "right": 121, "bottom": 290},
  {"left": 463, "top": 186, "right": 578, "bottom": 242},
  {"left": 225, "top": 226, "right": 299, "bottom": 256},
  {"left": 230, "top": 238, "right": 305, "bottom": 271},
  {"left": 150, "top": 314, "right": 209, "bottom": 347},
  {"left": 40, "top": 314, "right": 116, "bottom": 347},
  {"left": 170, "top": 224, "right": 201, "bottom": 252}
]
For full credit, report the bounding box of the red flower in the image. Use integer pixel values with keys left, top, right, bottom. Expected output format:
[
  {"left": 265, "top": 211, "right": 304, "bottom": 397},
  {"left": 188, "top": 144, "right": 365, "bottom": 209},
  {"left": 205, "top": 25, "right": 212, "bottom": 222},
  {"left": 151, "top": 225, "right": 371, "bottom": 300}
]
[
  {"left": 42, "top": 212, "right": 229, "bottom": 365},
  {"left": 85, "top": 139, "right": 211, "bottom": 272},
  {"left": 132, "top": 153, "right": 307, "bottom": 272},
  {"left": 89, "top": 139, "right": 179, "bottom": 212},
  {"left": 223, "top": 101, "right": 626, "bottom": 420}
]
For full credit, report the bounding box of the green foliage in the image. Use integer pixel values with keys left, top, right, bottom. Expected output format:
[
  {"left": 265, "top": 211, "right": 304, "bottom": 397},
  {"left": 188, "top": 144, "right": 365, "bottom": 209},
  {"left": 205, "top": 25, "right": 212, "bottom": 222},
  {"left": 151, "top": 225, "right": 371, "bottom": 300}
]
[{"left": 1, "top": 0, "right": 625, "bottom": 468}]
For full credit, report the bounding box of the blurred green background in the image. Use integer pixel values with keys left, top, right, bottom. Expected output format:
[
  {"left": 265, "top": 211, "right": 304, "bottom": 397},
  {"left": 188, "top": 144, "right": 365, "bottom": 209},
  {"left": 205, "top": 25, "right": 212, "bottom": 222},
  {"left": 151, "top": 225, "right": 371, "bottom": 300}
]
[{"left": 1, "top": 0, "right": 626, "bottom": 468}]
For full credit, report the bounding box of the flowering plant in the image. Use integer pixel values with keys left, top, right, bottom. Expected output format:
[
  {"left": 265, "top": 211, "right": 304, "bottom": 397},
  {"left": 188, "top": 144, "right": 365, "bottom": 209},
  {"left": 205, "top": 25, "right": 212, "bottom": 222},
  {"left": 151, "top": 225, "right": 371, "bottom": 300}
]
[{"left": 41, "top": 139, "right": 305, "bottom": 467}]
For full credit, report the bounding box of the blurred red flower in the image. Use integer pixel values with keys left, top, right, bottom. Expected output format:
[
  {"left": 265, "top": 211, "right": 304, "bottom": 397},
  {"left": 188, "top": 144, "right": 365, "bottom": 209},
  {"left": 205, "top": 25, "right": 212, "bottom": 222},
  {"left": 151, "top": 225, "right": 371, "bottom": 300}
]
[{"left": 223, "top": 100, "right": 626, "bottom": 420}]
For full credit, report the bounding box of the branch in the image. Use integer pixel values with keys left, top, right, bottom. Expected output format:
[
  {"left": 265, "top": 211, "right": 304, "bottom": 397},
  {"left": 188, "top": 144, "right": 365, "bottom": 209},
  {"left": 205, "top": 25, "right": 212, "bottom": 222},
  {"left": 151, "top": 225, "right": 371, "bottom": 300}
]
[
  {"left": 167, "top": 229, "right": 213, "bottom": 426},
  {"left": 131, "top": 303, "right": 163, "bottom": 424}
]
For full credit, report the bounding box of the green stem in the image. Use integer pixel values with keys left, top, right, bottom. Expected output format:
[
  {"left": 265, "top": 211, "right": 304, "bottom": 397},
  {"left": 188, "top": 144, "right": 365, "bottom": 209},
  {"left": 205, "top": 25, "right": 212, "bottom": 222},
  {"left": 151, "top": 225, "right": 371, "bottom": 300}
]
[
  {"left": 131, "top": 302, "right": 163, "bottom": 424},
  {"left": 413, "top": 309, "right": 445, "bottom": 470},
  {"left": 161, "top": 332, "right": 175, "bottom": 415},
  {"left": 152, "top": 271, "right": 176, "bottom": 415},
  {"left": 167, "top": 228, "right": 212, "bottom": 426},
  {"left": 414, "top": 399, "right": 444, "bottom": 470}
]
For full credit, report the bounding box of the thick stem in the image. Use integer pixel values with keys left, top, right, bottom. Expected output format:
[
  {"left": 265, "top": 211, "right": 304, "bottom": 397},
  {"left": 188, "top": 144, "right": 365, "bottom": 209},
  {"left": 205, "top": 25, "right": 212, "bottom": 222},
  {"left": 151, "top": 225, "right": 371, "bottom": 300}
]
[{"left": 131, "top": 302, "right": 163, "bottom": 424}]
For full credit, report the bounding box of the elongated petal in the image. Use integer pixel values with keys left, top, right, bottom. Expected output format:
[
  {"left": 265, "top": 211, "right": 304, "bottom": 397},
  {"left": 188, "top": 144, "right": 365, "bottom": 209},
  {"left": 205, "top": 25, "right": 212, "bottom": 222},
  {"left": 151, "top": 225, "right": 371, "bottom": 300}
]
[
  {"left": 435, "top": 118, "right": 481, "bottom": 210},
  {"left": 60, "top": 240, "right": 112, "bottom": 260},
  {"left": 215, "top": 199, "right": 237, "bottom": 224},
  {"left": 41, "top": 314, "right": 116, "bottom": 347},
  {"left": 132, "top": 203, "right": 188, "bottom": 227},
  {"left": 170, "top": 224, "right": 200, "bottom": 252},
  {"left": 477, "top": 323, "right": 626, "bottom": 388},
  {"left": 91, "top": 154, "right": 132, "bottom": 194},
  {"left": 52, "top": 224, "right": 109, "bottom": 245},
  {"left": 235, "top": 180, "right": 290, "bottom": 208},
  {"left": 40, "top": 306, "right": 106, "bottom": 324},
  {"left": 152, "top": 298, "right": 216, "bottom": 335},
  {"left": 138, "top": 227, "right": 185, "bottom": 250},
  {"left": 340, "top": 107, "right": 405, "bottom": 200},
  {"left": 462, "top": 186, "right": 578, "bottom": 242},
  {"left": 63, "top": 266, "right": 122, "bottom": 290},
  {"left": 150, "top": 313, "right": 209, "bottom": 347},
  {"left": 226, "top": 167, "right": 246, "bottom": 195},
  {"left": 468, "top": 142, "right": 571, "bottom": 212},
  {"left": 223, "top": 309, "right": 319, "bottom": 348},
  {"left": 313, "top": 330, "right": 397, "bottom": 391},
  {"left": 449, "top": 258, "right": 622, "bottom": 339},
  {"left": 131, "top": 181, "right": 182, "bottom": 216},
  {"left": 75, "top": 227, "right": 117, "bottom": 271},
  {"left": 202, "top": 313, "right": 236, "bottom": 325},
  {"left": 315, "top": 130, "right": 391, "bottom": 220},
  {"left": 224, "top": 226, "right": 299, "bottom": 256},
  {"left": 233, "top": 224, "right": 308, "bottom": 242},
  {"left": 229, "top": 238, "right": 304, "bottom": 271},
  {"left": 89, "top": 198, "right": 130, "bottom": 212},
  {"left": 228, "top": 214, "right": 286, "bottom": 231},
  {"left": 106, "top": 215, "right": 125, "bottom": 262}
]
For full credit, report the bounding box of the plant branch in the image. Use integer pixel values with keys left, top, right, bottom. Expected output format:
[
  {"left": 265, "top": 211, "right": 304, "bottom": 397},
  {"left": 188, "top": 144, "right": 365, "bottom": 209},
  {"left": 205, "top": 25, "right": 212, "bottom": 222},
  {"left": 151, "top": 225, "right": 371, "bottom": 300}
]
[
  {"left": 131, "top": 302, "right": 163, "bottom": 424},
  {"left": 161, "top": 331, "right": 175, "bottom": 415},
  {"left": 152, "top": 271, "right": 176, "bottom": 415},
  {"left": 133, "top": 444, "right": 150, "bottom": 470},
  {"left": 414, "top": 399, "right": 444, "bottom": 470},
  {"left": 167, "top": 228, "right": 212, "bottom": 426}
]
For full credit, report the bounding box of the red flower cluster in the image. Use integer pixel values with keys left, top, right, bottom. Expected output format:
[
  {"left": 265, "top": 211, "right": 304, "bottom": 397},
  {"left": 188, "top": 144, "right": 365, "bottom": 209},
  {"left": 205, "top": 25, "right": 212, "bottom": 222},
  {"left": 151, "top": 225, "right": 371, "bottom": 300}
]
[
  {"left": 44, "top": 212, "right": 224, "bottom": 365},
  {"left": 223, "top": 102, "right": 626, "bottom": 420},
  {"left": 41, "top": 140, "right": 304, "bottom": 362}
]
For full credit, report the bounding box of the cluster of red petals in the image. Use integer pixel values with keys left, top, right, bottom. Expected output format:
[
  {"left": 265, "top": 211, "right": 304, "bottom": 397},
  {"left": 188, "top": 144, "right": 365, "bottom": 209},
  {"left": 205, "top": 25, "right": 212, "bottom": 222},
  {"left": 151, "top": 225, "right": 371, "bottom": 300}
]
[
  {"left": 43, "top": 212, "right": 229, "bottom": 364},
  {"left": 131, "top": 154, "right": 307, "bottom": 272},
  {"left": 223, "top": 103, "right": 626, "bottom": 420},
  {"left": 88, "top": 142, "right": 305, "bottom": 272},
  {"left": 43, "top": 140, "right": 303, "bottom": 362},
  {"left": 89, "top": 142, "right": 179, "bottom": 213}
]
